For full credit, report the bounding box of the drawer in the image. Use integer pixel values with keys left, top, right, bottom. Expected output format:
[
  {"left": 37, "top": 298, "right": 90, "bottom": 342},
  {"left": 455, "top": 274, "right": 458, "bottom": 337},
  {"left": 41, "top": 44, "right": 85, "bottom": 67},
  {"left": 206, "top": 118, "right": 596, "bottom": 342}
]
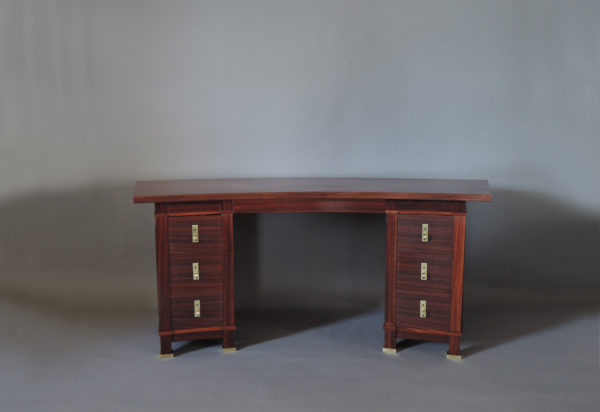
[
  {"left": 163, "top": 201, "right": 222, "bottom": 215},
  {"left": 169, "top": 258, "right": 224, "bottom": 287},
  {"left": 396, "top": 292, "right": 450, "bottom": 331},
  {"left": 397, "top": 252, "right": 452, "bottom": 293},
  {"left": 167, "top": 215, "right": 225, "bottom": 287},
  {"left": 167, "top": 215, "right": 223, "bottom": 254},
  {"left": 170, "top": 287, "right": 224, "bottom": 330},
  {"left": 397, "top": 215, "right": 454, "bottom": 254}
]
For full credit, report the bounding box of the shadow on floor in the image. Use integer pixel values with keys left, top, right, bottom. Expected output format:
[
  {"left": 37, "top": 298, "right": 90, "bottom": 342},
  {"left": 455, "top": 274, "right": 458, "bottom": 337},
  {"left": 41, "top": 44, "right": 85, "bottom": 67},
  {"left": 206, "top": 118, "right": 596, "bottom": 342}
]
[
  {"left": 234, "top": 306, "right": 377, "bottom": 349},
  {"left": 173, "top": 305, "right": 378, "bottom": 355},
  {"left": 460, "top": 293, "right": 599, "bottom": 357},
  {"left": 392, "top": 287, "right": 599, "bottom": 357}
]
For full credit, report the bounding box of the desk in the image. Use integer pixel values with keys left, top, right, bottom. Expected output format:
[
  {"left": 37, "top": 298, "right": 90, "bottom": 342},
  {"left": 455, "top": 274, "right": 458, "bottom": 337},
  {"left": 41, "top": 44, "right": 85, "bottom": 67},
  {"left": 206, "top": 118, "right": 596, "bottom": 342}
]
[{"left": 134, "top": 178, "right": 492, "bottom": 359}]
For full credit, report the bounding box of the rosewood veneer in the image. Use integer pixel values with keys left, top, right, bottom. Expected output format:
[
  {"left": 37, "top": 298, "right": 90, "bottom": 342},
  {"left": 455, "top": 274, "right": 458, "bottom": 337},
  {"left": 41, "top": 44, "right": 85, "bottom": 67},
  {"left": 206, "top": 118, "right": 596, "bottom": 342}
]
[{"left": 134, "top": 178, "right": 492, "bottom": 359}]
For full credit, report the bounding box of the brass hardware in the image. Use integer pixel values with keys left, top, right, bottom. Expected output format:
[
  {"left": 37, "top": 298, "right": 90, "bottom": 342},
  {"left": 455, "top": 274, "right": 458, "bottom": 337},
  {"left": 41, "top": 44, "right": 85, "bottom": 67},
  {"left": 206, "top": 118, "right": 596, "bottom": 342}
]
[
  {"left": 421, "top": 223, "right": 429, "bottom": 242},
  {"left": 159, "top": 353, "right": 174, "bottom": 359},
  {"left": 420, "top": 262, "right": 428, "bottom": 280},
  {"left": 382, "top": 347, "right": 397, "bottom": 354},
  {"left": 192, "top": 225, "right": 199, "bottom": 243},
  {"left": 419, "top": 300, "right": 427, "bottom": 318},
  {"left": 192, "top": 262, "right": 200, "bottom": 280},
  {"left": 222, "top": 347, "right": 237, "bottom": 353},
  {"left": 194, "top": 300, "right": 201, "bottom": 317},
  {"left": 447, "top": 354, "right": 462, "bottom": 360}
]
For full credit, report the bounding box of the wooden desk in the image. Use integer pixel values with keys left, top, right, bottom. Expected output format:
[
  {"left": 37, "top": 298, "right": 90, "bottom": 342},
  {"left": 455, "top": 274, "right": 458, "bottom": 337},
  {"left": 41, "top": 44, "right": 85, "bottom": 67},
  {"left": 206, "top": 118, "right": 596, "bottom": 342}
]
[{"left": 134, "top": 178, "right": 492, "bottom": 359}]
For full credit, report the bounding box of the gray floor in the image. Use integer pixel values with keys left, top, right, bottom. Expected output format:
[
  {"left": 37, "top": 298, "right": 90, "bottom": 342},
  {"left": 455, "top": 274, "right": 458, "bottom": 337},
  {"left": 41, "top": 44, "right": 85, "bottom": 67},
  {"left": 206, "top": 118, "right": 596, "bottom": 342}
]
[{"left": 1, "top": 292, "right": 598, "bottom": 412}]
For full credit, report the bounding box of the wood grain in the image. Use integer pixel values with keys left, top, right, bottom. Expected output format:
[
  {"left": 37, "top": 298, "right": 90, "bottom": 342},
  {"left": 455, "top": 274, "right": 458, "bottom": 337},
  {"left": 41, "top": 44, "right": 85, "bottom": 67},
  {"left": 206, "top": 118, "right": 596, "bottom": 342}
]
[
  {"left": 170, "top": 287, "right": 224, "bottom": 330},
  {"left": 391, "top": 200, "right": 466, "bottom": 215},
  {"left": 448, "top": 215, "right": 466, "bottom": 356},
  {"left": 172, "top": 331, "right": 224, "bottom": 342},
  {"left": 167, "top": 215, "right": 223, "bottom": 249},
  {"left": 397, "top": 214, "right": 454, "bottom": 255},
  {"left": 134, "top": 178, "right": 492, "bottom": 203},
  {"left": 396, "top": 330, "right": 451, "bottom": 343},
  {"left": 154, "top": 204, "right": 172, "bottom": 355},
  {"left": 162, "top": 201, "right": 222, "bottom": 215},
  {"left": 138, "top": 179, "right": 490, "bottom": 357},
  {"left": 233, "top": 198, "right": 385, "bottom": 213},
  {"left": 384, "top": 207, "right": 398, "bottom": 349},
  {"left": 397, "top": 251, "right": 452, "bottom": 293},
  {"left": 396, "top": 292, "right": 451, "bottom": 332}
]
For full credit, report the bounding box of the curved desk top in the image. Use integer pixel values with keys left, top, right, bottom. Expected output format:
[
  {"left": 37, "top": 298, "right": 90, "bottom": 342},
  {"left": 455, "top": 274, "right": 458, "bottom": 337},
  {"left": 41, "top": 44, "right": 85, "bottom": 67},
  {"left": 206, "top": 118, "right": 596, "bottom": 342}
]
[{"left": 133, "top": 178, "right": 491, "bottom": 204}]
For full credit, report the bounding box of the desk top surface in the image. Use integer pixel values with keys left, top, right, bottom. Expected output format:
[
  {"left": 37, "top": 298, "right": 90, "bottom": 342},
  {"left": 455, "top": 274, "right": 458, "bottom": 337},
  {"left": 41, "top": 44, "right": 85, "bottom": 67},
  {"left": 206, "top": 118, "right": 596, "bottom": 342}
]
[{"left": 133, "top": 178, "right": 492, "bottom": 203}]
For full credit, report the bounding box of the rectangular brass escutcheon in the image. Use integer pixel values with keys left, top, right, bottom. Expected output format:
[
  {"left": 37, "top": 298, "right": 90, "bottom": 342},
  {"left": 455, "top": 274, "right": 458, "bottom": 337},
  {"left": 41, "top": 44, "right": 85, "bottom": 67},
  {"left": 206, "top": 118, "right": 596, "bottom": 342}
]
[
  {"left": 421, "top": 223, "right": 429, "bottom": 242},
  {"left": 192, "top": 224, "right": 199, "bottom": 243},
  {"left": 419, "top": 300, "right": 427, "bottom": 318},
  {"left": 194, "top": 300, "right": 201, "bottom": 317},
  {"left": 192, "top": 262, "right": 200, "bottom": 280},
  {"left": 420, "top": 262, "right": 428, "bottom": 280}
]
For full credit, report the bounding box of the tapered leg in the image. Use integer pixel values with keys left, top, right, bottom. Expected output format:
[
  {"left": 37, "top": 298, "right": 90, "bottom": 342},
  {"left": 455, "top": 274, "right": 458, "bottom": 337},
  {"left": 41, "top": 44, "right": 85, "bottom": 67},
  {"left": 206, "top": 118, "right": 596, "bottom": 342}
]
[
  {"left": 383, "top": 328, "right": 397, "bottom": 353},
  {"left": 222, "top": 330, "right": 236, "bottom": 352},
  {"left": 160, "top": 335, "right": 173, "bottom": 358},
  {"left": 447, "top": 336, "right": 461, "bottom": 359}
]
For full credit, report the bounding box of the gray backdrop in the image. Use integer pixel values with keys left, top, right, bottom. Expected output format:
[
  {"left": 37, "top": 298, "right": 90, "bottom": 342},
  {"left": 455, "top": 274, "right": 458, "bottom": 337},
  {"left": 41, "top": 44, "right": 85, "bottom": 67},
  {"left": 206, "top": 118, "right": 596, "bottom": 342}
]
[{"left": 0, "top": 1, "right": 598, "bottom": 411}]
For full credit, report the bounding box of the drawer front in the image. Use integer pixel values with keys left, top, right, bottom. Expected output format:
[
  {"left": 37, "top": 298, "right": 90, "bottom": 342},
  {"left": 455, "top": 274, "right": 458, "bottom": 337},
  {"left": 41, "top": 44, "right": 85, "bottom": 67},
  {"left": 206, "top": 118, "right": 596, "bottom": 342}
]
[
  {"left": 397, "top": 215, "right": 454, "bottom": 254},
  {"left": 167, "top": 215, "right": 223, "bottom": 253},
  {"left": 396, "top": 292, "right": 450, "bottom": 331},
  {"left": 170, "top": 287, "right": 224, "bottom": 330},
  {"left": 397, "top": 252, "right": 452, "bottom": 293},
  {"left": 169, "top": 259, "right": 224, "bottom": 287},
  {"left": 168, "top": 215, "right": 225, "bottom": 287}
]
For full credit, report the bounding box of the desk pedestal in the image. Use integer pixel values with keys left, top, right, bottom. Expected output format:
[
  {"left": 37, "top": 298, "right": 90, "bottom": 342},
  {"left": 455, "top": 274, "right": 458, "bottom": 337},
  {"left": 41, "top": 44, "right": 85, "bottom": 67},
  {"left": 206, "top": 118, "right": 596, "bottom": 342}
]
[{"left": 152, "top": 199, "right": 467, "bottom": 358}]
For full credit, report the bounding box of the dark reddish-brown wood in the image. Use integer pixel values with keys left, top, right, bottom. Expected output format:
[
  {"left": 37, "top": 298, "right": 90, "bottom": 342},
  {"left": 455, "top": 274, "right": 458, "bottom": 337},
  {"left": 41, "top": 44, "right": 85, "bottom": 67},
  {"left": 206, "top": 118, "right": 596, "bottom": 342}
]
[
  {"left": 233, "top": 198, "right": 385, "bottom": 213},
  {"left": 137, "top": 178, "right": 491, "bottom": 358},
  {"left": 383, "top": 203, "right": 398, "bottom": 350},
  {"left": 167, "top": 215, "right": 225, "bottom": 288},
  {"left": 154, "top": 204, "right": 172, "bottom": 356},
  {"left": 397, "top": 252, "right": 452, "bottom": 293},
  {"left": 389, "top": 204, "right": 466, "bottom": 356},
  {"left": 161, "top": 201, "right": 222, "bottom": 215},
  {"left": 397, "top": 330, "right": 450, "bottom": 343},
  {"left": 397, "top": 214, "right": 455, "bottom": 255},
  {"left": 172, "top": 331, "right": 224, "bottom": 342},
  {"left": 168, "top": 215, "right": 223, "bottom": 246},
  {"left": 396, "top": 292, "right": 451, "bottom": 331},
  {"left": 170, "top": 287, "right": 224, "bottom": 330},
  {"left": 448, "top": 215, "right": 466, "bottom": 357},
  {"left": 393, "top": 200, "right": 466, "bottom": 215},
  {"left": 134, "top": 178, "right": 492, "bottom": 203}
]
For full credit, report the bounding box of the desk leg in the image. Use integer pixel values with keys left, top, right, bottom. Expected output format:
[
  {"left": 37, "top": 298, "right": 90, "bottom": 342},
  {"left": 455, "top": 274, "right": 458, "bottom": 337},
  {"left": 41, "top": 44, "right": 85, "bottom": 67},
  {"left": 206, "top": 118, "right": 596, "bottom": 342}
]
[
  {"left": 160, "top": 336, "right": 173, "bottom": 358},
  {"left": 447, "top": 215, "right": 465, "bottom": 360},
  {"left": 223, "top": 331, "right": 236, "bottom": 352},
  {"left": 155, "top": 206, "right": 174, "bottom": 358},
  {"left": 383, "top": 209, "right": 398, "bottom": 353},
  {"left": 448, "top": 336, "right": 461, "bottom": 359}
]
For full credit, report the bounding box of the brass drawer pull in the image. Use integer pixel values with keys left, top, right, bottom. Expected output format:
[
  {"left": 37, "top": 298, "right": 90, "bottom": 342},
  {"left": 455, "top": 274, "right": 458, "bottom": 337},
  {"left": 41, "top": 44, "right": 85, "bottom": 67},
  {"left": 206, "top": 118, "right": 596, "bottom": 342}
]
[
  {"left": 419, "top": 300, "right": 427, "bottom": 318},
  {"left": 192, "top": 225, "right": 199, "bottom": 243},
  {"left": 421, "top": 223, "right": 429, "bottom": 242},
  {"left": 420, "top": 262, "right": 428, "bottom": 280},
  {"left": 192, "top": 262, "right": 200, "bottom": 280},
  {"left": 194, "top": 300, "right": 201, "bottom": 317}
]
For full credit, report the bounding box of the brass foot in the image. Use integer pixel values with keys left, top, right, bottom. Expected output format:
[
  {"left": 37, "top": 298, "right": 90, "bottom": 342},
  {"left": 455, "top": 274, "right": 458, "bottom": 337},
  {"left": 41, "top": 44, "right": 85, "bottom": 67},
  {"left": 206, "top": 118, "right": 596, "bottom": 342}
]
[
  {"left": 446, "top": 354, "right": 462, "bottom": 360},
  {"left": 382, "top": 347, "right": 397, "bottom": 354},
  {"left": 222, "top": 347, "right": 237, "bottom": 353},
  {"left": 159, "top": 353, "right": 174, "bottom": 359}
]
